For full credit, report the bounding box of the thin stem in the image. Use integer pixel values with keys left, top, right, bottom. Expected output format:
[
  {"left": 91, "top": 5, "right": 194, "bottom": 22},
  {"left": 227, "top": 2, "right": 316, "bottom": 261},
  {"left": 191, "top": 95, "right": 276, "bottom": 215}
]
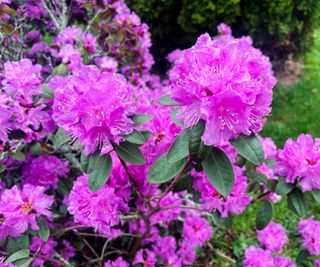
[{"left": 41, "top": 0, "right": 61, "bottom": 30}]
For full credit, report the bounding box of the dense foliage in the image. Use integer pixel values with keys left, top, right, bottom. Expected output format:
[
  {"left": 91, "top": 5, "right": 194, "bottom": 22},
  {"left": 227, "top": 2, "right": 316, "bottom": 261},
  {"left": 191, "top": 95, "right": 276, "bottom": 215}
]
[
  {"left": 0, "top": 1, "right": 319, "bottom": 267},
  {"left": 127, "top": 0, "right": 320, "bottom": 71}
]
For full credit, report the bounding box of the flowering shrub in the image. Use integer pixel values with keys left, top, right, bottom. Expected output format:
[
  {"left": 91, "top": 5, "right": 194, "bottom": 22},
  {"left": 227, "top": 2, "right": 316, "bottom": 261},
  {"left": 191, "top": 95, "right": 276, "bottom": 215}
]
[{"left": 0, "top": 1, "right": 319, "bottom": 266}]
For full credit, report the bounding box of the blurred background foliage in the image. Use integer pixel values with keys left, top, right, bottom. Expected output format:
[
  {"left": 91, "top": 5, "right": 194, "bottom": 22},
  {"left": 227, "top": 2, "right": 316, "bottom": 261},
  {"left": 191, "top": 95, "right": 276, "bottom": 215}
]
[{"left": 126, "top": 0, "right": 320, "bottom": 73}]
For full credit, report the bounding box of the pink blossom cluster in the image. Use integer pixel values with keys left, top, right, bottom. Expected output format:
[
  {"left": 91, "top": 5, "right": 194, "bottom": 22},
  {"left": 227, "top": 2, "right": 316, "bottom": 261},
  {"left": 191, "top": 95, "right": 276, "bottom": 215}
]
[
  {"left": 193, "top": 165, "right": 251, "bottom": 217},
  {"left": 297, "top": 216, "right": 320, "bottom": 255},
  {"left": 244, "top": 221, "right": 295, "bottom": 267},
  {"left": 244, "top": 247, "right": 295, "bottom": 267},
  {"left": 0, "top": 59, "right": 55, "bottom": 143},
  {"left": 67, "top": 174, "right": 129, "bottom": 238},
  {"left": 275, "top": 134, "right": 320, "bottom": 191},
  {"left": 0, "top": 184, "right": 53, "bottom": 239},
  {"left": 22, "top": 155, "right": 69, "bottom": 189},
  {"left": 169, "top": 26, "right": 276, "bottom": 146},
  {"left": 51, "top": 65, "right": 135, "bottom": 154}
]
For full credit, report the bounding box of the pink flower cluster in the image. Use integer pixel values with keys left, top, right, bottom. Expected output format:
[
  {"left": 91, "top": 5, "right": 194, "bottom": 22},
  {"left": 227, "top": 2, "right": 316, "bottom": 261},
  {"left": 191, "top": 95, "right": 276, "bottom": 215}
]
[
  {"left": 22, "top": 155, "right": 69, "bottom": 189},
  {"left": 193, "top": 165, "right": 251, "bottom": 217},
  {"left": 244, "top": 247, "right": 295, "bottom": 267},
  {"left": 51, "top": 65, "right": 135, "bottom": 154},
  {"left": 0, "top": 184, "right": 53, "bottom": 239},
  {"left": 297, "top": 216, "right": 320, "bottom": 255},
  {"left": 244, "top": 221, "right": 295, "bottom": 267},
  {"left": 0, "top": 59, "right": 55, "bottom": 143},
  {"left": 275, "top": 134, "right": 320, "bottom": 191},
  {"left": 257, "top": 221, "right": 287, "bottom": 253},
  {"left": 169, "top": 27, "right": 276, "bottom": 145},
  {"left": 67, "top": 174, "right": 129, "bottom": 238}
]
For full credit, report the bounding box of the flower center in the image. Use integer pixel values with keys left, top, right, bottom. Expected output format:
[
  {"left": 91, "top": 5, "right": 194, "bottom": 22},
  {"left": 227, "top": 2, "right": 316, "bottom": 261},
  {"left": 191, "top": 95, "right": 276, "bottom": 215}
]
[
  {"left": 155, "top": 133, "right": 164, "bottom": 142},
  {"left": 20, "top": 200, "right": 33, "bottom": 214}
]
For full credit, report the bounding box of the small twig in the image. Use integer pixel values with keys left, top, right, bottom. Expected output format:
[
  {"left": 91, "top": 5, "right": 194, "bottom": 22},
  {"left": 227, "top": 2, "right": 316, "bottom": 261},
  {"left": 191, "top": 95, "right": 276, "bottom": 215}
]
[
  {"left": 251, "top": 191, "right": 271, "bottom": 204},
  {"left": 41, "top": 0, "right": 61, "bottom": 30}
]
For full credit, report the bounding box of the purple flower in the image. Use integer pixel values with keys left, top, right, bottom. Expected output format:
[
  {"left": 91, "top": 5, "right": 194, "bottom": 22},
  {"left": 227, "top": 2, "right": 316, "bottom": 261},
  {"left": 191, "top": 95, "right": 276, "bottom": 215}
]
[
  {"left": 243, "top": 246, "right": 274, "bottom": 267},
  {"left": 275, "top": 134, "right": 320, "bottom": 191},
  {"left": 0, "top": 184, "right": 53, "bottom": 237},
  {"left": 104, "top": 257, "right": 129, "bottom": 267},
  {"left": 217, "top": 23, "right": 232, "bottom": 35},
  {"left": 182, "top": 215, "right": 213, "bottom": 246},
  {"left": 273, "top": 256, "right": 296, "bottom": 267},
  {"left": 193, "top": 166, "right": 250, "bottom": 217},
  {"left": 68, "top": 175, "right": 128, "bottom": 238},
  {"left": 297, "top": 216, "right": 320, "bottom": 255},
  {"left": 22, "top": 155, "right": 69, "bottom": 189},
  {"left": 257, "top": 221, "right": 288, "bottom": 253},
  {"left": 51, "top": 65, "right": 136, "bottom": 154},
  {"left": 2, "top": 59, "right": 43, "bottom": 100},
  {"left": 133, "top": 249, "right": 157, "bottom": 267},
  {"left": 169, "top": 32, "right": 276, "bottom": 146}
]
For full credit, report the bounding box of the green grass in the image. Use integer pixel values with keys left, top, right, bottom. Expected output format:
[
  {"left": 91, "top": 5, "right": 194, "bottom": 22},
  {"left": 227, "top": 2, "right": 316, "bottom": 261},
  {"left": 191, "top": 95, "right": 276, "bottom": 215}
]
[{"left": 262, "top": 30, "right": 320, "bottom": 147}]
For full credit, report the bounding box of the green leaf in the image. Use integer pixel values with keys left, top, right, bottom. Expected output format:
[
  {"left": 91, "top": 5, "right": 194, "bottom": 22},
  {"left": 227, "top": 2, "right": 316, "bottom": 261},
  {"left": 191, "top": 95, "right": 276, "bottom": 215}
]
[
  {"left": 140, "top": 130, "right": 152, "bottom": 142},
  {"left": 13, "top": 151, "right": 25, "bottom": 161},
  {"left": 30, "top": 142, "right": 41, "bottom": 155},
  {"left": 296, "top": 249, "right": 309, "bottom": 264},
  {"left": 38, "top": 219, "right": 50, "bottom": 242},
  {"left": 1, "top": 7, "right": 18, "bottom": 17},
  {"left": 231, "top": 134, "right": 264, "bottom": 165},
  {"left": 53, "top": 128, "right": 70, "bottom": 147},
  {"left": 52, "top": 63, "right": 67, "bottom": 75},
  {"left": 311, "top": 190, "right": 320, "bottom": 203},
  {"left": 275, "top": 177, "right": 295, "bottom": 196},
  {"left": 86, "top": 153, "right": 112, "bottom": 192},
  {"left": 211, "top": 211, "right": 232, "bottom": 228},
  {"left": 188, "top": 120, "right": 208, "bottom": 162},
  {"left": 41, "top": 84, "right": 54, "bottom": 100},
  {"left": 256, "top": 201, "right": 273, "bottom": 230},
  {"left": 266, "top": 180, "right": 278, "bottom": 192},
  {"left": 4, "top": 249, "right": 30, "bottom": 263},
  {"left": 114, "top": 142, "right": 146, "bottom": 165},
  {"left": 202, "top": 147, "right": 235, "bottom": 196},
  {"left": 167, "top": 129, "right": 190, "bottom": 163},
  {"left": 57, "top": 179, "right": 73, "bottom": 196},
  {"left": 7, "top": 235, "right": 29, "bottom": 254},
  {"left": 121, "top": 130, "right": 146, "bottom": 145},
  {"left": 19, "top": 257, "right": 33, "bottom": 267},
  {"left": 131, "top": 114, "right": 153, "bottom": 127},
  {"left": 265, "top": 158, "right": 276, "bottom": 168},
  {"left": 0, "top": 162, "right": 6, "bottom": 173},
  {"left": 158, "top": 94, "right": 179, "bottom": 106},
  {"left": 247, "top": 171, "right": 268, "bottom": 183},
  {"left": 148, "top": 153, "right": 187, "bottom": 184},
  {"left": 287, "top": 188, "right": 307, "bottom": 217}
]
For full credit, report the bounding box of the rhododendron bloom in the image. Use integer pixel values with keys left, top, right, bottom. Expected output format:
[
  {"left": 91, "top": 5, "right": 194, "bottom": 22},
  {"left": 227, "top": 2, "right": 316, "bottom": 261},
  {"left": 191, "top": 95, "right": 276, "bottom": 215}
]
[
  {"left": 169, "top": 28, "right": 276, "bottom": 145},
  {"left": 0, "top": 184, "right": 53, "bottom": 236},
  {"left": 273, "top": 256, "right": 296, "bottom": 267},
  {"left": 182, "top": 215, "right": 213, "bottom": 245},
  {"left": 243, "top": 246, "right": 274, "bottom": 267},
  {"left": 297, "top": 216, "right": 320, "bottom": 255},
  {"left": 104, "top": 257, "right": 129, "bottom": 267},
  {"left": 2, "top": 59, "right": 43, "bottom": 99},
  {"left": 133, "top": 249, "right": 157, "bottom": 267},
  {"left": 193, "top": 166, "right": 251, "bottom": 217},
  {"left": 275, "top": 134, "right": 320, "bottom": 191},
  {"left": 257, "top": 221, "right": 287, "bottom": 253},
  {"left": 29, "top": 236, "right": 57, "bottom": 267},
  {"left": 23, "top": 155, "right": 69, "bottom": 189},
  {"left": 68, "top": 175, "right": 129, "bottom": 237},
  {"left": 51, "top": 65, "right": 136, "bottom": 154}
]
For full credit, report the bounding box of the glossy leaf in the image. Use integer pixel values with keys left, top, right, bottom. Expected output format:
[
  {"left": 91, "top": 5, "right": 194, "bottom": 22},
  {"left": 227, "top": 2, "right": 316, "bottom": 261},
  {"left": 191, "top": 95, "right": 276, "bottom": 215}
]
[
  {"left": 202, "top": 147, "right": 235, "bottom": 196},
  {"left": 256, "top": 202, "right": 273, "bottom": 230},
  {"left": 167, "top": 128, "right": 190, "bottom": 163},
  {"left": 231, "top": 134, "right": 264, "bottom": 165},
  {"left": 148, "top": 153, "right": 186, "bottom": 184},
  {"left": 114, "top": 141, "right": 146, "bottom": 165},
  {"left": 287, "top": 188, "right": 307, "bottom": 217}
]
